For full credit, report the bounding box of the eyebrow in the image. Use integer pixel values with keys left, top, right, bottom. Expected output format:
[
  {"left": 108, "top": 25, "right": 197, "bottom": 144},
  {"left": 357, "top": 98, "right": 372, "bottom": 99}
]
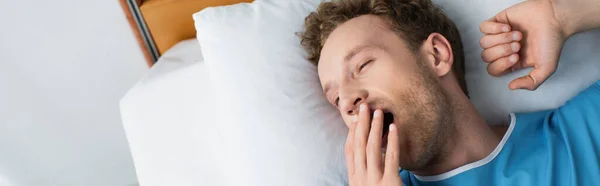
[{"left": 344, "top": 45, "right": 376, "bottom": 63}]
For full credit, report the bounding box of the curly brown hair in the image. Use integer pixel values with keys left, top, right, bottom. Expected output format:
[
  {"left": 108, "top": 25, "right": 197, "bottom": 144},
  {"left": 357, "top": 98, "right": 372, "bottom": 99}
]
[{"left": 300, "top": 0, "right": 468, "bottom": 95}]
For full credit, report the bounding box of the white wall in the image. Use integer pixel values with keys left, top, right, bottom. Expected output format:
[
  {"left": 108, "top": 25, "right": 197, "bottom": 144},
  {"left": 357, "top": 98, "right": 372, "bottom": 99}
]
[{"left": 0, "top": 0, "right": 148, "bottom": 185}]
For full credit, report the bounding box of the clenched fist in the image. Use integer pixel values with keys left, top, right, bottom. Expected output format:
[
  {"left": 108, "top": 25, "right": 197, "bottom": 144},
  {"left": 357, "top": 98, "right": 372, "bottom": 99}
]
[{"left": 479, "top": 0, "right": 568, "bottom": 90}]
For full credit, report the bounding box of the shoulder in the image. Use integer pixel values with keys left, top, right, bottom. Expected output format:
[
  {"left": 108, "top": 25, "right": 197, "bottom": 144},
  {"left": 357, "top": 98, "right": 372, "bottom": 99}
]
[
  {"left": 555, "top": 80, "right": 600, "bottom": 121},
  {"left": 512, "top": 80, "right": 600, "bottom": 143}
]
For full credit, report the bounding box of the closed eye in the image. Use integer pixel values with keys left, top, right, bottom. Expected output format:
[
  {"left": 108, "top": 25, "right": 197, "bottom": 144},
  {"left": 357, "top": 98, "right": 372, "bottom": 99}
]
[
  {"left": 335, "top": 97, "right": 340, "bottom": 107},
  {"left": 358, "top": 60, "right": 373, "bottom": 72}
]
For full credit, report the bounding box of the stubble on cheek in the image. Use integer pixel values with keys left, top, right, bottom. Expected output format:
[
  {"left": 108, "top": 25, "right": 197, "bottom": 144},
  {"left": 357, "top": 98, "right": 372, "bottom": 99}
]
[{"left": 392, "top": 62, "right": 453, "bottom": 170}]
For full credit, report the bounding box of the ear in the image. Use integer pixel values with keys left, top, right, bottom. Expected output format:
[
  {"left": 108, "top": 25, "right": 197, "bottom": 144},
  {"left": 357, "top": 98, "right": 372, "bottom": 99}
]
[{"left": 421, "top": 33, "right": 454, "bottom": 77}]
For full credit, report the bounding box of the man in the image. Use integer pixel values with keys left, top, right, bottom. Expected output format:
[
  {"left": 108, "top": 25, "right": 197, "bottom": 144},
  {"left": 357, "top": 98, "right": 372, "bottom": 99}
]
[{"left": 300, "top": 0, "right": 600, "bottom": 185}]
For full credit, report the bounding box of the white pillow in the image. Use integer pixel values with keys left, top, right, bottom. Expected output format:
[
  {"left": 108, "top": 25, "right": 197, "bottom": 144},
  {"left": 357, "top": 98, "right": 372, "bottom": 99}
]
[
  {"left": 194, "top": 0, "right": 348, "bottom": 185},
  {"left": 432, "top": 0, "right": 600, "bottom": 124},
  {"left": 120, "top": 40, "right": 227, "bottom": 186}
]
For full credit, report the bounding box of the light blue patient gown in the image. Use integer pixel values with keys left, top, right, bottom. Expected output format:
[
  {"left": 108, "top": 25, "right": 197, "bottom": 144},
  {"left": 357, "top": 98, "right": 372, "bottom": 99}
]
[{"left": 400, "top": 80, "right": 600, "bottom": 186}]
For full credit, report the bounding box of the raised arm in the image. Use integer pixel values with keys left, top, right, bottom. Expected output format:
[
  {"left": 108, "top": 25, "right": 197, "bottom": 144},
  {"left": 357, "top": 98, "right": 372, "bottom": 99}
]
[{"left": 478, "top": 0, "right": 600, "bottom": 90}]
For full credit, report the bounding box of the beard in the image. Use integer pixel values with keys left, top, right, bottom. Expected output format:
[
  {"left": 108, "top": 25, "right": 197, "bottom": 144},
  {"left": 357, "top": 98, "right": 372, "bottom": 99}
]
[{"left": 392, "top": 58, "right": 456, "bottom": 171}]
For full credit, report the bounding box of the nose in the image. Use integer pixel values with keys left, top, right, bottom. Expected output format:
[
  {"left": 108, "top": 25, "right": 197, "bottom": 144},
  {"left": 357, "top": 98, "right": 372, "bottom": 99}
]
[{"left": 339, "top": 89, "right": 368, "bottom": 116}]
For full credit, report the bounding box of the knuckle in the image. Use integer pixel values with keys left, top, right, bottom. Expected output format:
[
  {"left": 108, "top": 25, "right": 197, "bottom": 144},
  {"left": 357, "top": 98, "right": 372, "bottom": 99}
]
[
  {"left": 479, "top": 23, "right": 485, "bottom": 32},
  {"left": 345, "top": 150, "right": 352, "bottom": 156},
  {"left": 503, "top": 44, "right": 513, "bottom": 54},
  {"left": 345, "top": 144, "right": 352, "bottom": 153},
  {"left": 345, "top": 150, "right": 353, "bottom": 157},
  {"left": 479, "top": 38, "right": 486, "bottom": 48},
  {"left": 356, "top": 139, "right": 367, "bottom": 148},
  {"left": 481, "top": 52, "right": 492, "bottom": 62},
  {"left": 487, "top": 64, "right": 502, "bottom": 77},
  {"left": 505, "top": 32, "right": 513, "bottom": 41},
  {"left": 365, "top": 143, "right": 373, "bottom": 152},
  {"left": 388, "top": 151, "right": 397, "bottom": 161},
  {"left": 366, "top": 143, "right": 378, "bottom": 151}
]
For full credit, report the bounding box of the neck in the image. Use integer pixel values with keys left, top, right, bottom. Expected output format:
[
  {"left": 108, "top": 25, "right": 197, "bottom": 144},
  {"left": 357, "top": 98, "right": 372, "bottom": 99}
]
[{"left": 412, "top": 81, "right": 503, "bottom": 176}]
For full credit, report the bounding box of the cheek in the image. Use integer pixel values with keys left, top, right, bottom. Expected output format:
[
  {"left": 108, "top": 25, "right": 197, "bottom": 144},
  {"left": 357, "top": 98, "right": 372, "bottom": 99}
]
[{"left": 368, "top": 60, "right": 416, "bottom": 96}]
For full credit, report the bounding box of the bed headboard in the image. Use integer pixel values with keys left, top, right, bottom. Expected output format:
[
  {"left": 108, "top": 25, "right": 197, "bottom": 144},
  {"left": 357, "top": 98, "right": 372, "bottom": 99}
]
[{"left": 119, "top": 0, "right": 253, "bottom": 66}]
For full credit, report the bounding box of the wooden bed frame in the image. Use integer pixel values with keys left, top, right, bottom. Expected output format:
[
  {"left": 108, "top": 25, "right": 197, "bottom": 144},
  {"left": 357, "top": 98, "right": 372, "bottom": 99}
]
[{"left": 119, "top": 0, "right": 252, "bottom": 66}]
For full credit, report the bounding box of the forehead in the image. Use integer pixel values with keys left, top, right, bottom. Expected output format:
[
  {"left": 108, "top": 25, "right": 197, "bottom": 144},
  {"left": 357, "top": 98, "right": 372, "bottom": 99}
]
[{"left": 317, "top": 15, "right": 394, "bottom": 83}]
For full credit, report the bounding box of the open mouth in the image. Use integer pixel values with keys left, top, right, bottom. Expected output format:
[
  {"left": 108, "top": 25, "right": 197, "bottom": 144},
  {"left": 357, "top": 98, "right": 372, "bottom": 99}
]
[{"left": 380, "top": 112, "right": 395, "bottom": 150}]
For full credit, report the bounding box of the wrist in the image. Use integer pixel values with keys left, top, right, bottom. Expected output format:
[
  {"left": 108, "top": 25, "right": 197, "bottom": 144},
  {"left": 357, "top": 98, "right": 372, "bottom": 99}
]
[
  {"left": 550, "top": 0, "right": 600, "bottom": 37},
  {"left": 550, "top": 0, "right": 577, "bottom": 37}
]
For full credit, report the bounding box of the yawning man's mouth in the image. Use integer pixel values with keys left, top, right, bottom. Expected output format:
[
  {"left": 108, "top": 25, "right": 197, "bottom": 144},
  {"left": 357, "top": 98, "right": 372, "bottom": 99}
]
[{"left": 370, "top": 111, "right": 395, "bottom": 151}]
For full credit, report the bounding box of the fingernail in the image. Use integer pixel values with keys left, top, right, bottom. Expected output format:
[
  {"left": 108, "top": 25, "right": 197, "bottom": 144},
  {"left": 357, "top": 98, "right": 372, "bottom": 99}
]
[
  {"left": 511, "top": 42, "right": 519, "bottom": 52},
  {"left": 352, "top": 115, "right": 358, "bottom": 123},
  {"left": 512, "top": 32, "right": 520, "bottom": 40},
  {"left": 374, "top": 110, "right": 381, "bottom": 118},
  {"left": 509, "top": 54, "right": 517, "bottom": 63},
  {"left": 502, "top": 26, "right": 510, "bottom": 32},
  {"left": 360, "top": 103, "right": 367, "bottom": 112},
  {"left": 389, "top": 123, "right": 396, "bottom": 131}
]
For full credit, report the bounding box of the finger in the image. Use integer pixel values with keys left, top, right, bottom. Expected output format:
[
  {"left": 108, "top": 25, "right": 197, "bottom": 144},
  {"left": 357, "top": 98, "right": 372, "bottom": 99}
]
[
  {"left": 509, "top": 65, "right": 557, "bottom": 90},
  {"left": 489, "top": 8, "right": 510, "bottom": 24},
  {"left": 383, "top": 123, "right": 401, "bottom": 177},
  {"left": 481, "top": 42, "right": 520, "bottom": 63},
  {"left": 480, "top": 31, "right": 522, "bottom": 48},
  {"left": 487, "top": 54, "right": 519, "bottom": 77},
  {"left": 367, "top": 109, "right": 384, "bottom": 177},
  {"left": 479, "top": 20, "right": 511, "bottom": 34},
  {"left": 345, "top": 127, "right": 356, "bottom": 177},
  {"left": 354, "top": 103, "right": 370, "bottom": 174}
]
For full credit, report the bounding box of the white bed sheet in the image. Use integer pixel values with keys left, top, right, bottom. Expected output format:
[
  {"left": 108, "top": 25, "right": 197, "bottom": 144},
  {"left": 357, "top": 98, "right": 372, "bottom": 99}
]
[{"left": 120, "top": 39, "right": 224, "bottom": 186}]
